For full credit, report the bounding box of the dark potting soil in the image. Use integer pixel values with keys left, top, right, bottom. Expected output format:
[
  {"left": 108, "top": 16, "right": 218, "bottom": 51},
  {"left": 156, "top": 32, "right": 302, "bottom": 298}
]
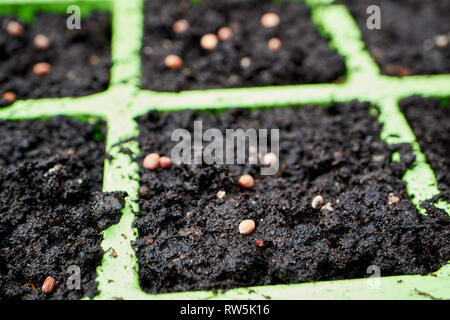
[
  {"left": 141, "top": 0, "right": 346, "bottom": 91},
  {"left": 133, "top": 102, "right": 450, "bottom": 294},
  {"left": 340, "top": 0, "right": 450, "bottom": 76},
  {"left": 0, "top": 11, "right": 111, "bottom": 107},
  {"left": 400, "top": 96, "right": 450, "bottom": 203},
  {"left": 0, "top": 116, "right": 125, "bottom": 300}
]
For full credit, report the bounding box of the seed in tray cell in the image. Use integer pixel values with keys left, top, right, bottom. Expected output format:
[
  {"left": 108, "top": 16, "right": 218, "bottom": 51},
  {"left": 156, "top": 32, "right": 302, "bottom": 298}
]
[
  {"left": 388, "top": 193, "right": 400, "bottom": 205},
  {"left": 217, "top": 26, "right": 233, "bottom": 41},
  {"left": 263, "top": 152, "right": 278, "bottom": 167},
  {"left": 261, "top": 12, "right": 280, "bottom": 28},
  {"left": 200, "top": 33, "right": 218, "bottom": 51},
  {"left": 33, "top": 34, "right": 50, "bottom": 50},
  {"left": 173, "top": 19, "right": 189, "bottom": 34},
  {"left": 238, "top": 174, "right": 254, "bottom": 189},
  {"left": 159, "top": 156, "right": 172, "bottom": 168},
  {"left": 434, "top": 34, "right": 449, "bottom": 48},
  {"left": 33, "top": 62, "right": 51, "bottom": 76},
  {"left": 165, "top": 54, "right": 183, "bottom": 69},
  {"left": 268, "top": 37, "right": 282, "bottom": 51},
  {"left": 143, "top": 153, "right": 160, "bottom": 170},
  {"left": 216, "top": 190, "right": 226, "bottom": 199},
  {"left": 239, "top": 219, "right": 256, "bottom": 235},
  {"left": 311, "top": 195, "right": 323, "bottom": 209},
  {"left": 6, "top": 20, "right": 24, "bottom": 37},
  {"left": 2, "top": 91, "right": 16, "bottom": 102},
  {"left": 41, "top": 276, "right": 56, "bottom": 294},
  {"left": 240, "top": 57, "right": 251, "bottom": 69}
]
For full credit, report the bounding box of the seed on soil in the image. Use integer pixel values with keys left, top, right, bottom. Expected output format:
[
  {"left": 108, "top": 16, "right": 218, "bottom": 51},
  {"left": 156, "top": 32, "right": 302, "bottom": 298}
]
[
  {"left": 240, "top": 57, "right": 251, "bottom": 69},
  {"left": 217, "top": 26, "right": 233, "bottom": 41},
  {"left": 33, "top": 34, "right": 50, "bottom": 50},
  {"left": 268, "top": 38, "right": 282, "bottom": 51},
  {"left": 33, "top": 62, "right": 51, "bottom": 76},
  {"left": 321, "top": 202, "right": 334, "bottom": 212},
  {"left": 216, "top": 190, "right": 226, "bottom": 199},
  {"left": 388, "top": 192, "right": 400, "bottom": 205},
  {"left": 143, "top": 153, "right": 160, "bottom": 170},
  {"left": 238, "top": 174, "right": 254, "bottom": 189},
  {"left": 172, "top": 19, "right": 189, "bottom": 34},
  {"left": 159, "top": 156, "right": 172, "bottom": 168},
  {"left": 434, "top": 34, "right": 449, "bottom": 48},
  {"left": 6, "top": 20, "right": 24, "bottom": 37},
  {"left": 239, "top": 219, "right": 256, "bottom": 235},
  {"left": 200, "top": 33, "right": 218, "bottom": 50},
  {"left": 255, "top": 239, "right": 264, "bottom": 247},
  {"left": 2, "top": 91, "right": 16, "bottom": 102},
  {"left": 89, "top": 54, "right": 100, "bottom": 65},
  {"left": 261, "top": 12, "right": 280, "bottom": 28},
  {"left": 311, "top": 195, "right": 324, "bottom": 209},
  {"left": 41, "top": 276, "right": 56, "bottom": 294},
  {"left": 164, "top": 54, "right": 183, "bottom": 69},
  {"left": 263, "top": 152, "right": 278, "bottom": 166}
]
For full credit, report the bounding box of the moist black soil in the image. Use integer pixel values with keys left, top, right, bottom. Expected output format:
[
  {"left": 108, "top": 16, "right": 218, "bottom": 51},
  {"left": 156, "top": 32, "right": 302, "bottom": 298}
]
[
  {"left": 340, "top": 0, "right": 450, "bottom": 76},
  {"left": 141, "top": 0, "right": 346, "bottom": 91},
  {"left": 133, "top": 102, "right": 450, "bottom": 294},
  {"left": 400, "top": 96, "right": 450, "bottom": 203},
  {"left": 0, "top": 11, "right": 111, "bottom": 107},
  {"left": 0, "top": 116, "right": 125, "bottom": 300}
]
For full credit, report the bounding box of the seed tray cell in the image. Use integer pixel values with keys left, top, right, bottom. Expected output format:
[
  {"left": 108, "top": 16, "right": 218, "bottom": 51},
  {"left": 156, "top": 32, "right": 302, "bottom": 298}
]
[{"left": 0, "top": 0, "right": 449, "bottom": 300}]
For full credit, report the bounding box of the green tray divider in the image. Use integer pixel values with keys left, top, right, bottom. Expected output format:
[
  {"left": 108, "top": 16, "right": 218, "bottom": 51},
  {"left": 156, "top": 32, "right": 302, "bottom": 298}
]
[{"left": 0, "top": 0, "right": 449, "bottom": 299}]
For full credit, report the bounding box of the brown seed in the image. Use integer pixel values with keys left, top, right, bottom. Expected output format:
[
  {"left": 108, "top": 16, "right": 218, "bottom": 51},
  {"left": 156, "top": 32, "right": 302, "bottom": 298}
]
[
  {"left": 172, "top": 19, "right": 189, "bottom": 34},
  {"left": 7, "top": 21, "right": 24, "bottom": 37},
  {"left": 262, "top": 152, "right": 278, "bottom": 166},
  {"left": 33, "top": 62, "right": 51, "bottom": 76},
  {"left": 217, "top": 26, "right": 233, "bottom": 41},
  {"left": 111, "top": 249, "right": 118, "bottom": 258},
  {"left": 268, "top": 37, "right": 282, "bottom": 51},
  {"left": 200, "top": 33, "right": 218, "bottom": 50},
  {"left": 41, "top": 276, "right": 56, "bottom": 294},
  {"left": 238, "top": 174, "right": 254, "bottom": 189},
  {"left": 143, "top": 153, "right": 160, "bottom": 170},
  {"left": 239, "top": 219, "right": 255, "bottom": 235},
  {"left": 89, "top": 54, "right": 100, "bottom": 65},
  {"left": 164, "top": 54, "right": 183, "bottom": 69},
  {"left": 33, "top": 34, "right": 50, "bottom": 50},
  {"left": 159, "top": 156, "right": 172, "bottom": 168},
  {"left": 311, "top": 195, "right": 323, "bottom": 209},
  {"left": 388, "top": 193, "right": 400, "bottom": 205},
  {"left": 255, "top": 239, "right": 264, "bottom": 247},
  {"left": 2, "top": 91, "right": 16, "bottom": 102},
  {"left": 261, "top": 12, "right": 280, "bottom": 28}
]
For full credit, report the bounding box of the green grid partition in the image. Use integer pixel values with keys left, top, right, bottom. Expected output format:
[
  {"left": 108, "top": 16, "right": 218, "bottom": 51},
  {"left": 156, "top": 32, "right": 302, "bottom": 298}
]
[{"left": 0, "top": 0, "right": 449, "bottom": 300}]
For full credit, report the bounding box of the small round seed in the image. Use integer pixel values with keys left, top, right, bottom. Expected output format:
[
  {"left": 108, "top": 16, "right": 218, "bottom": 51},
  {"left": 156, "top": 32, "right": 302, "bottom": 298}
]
[
  {"left": 143, "top": 153, "right": 160, "bottom": 170},
  {"left": 434, "top": 34, "right": 449, "bottom": 48},
  {"left": 7, "top": 21, "right": 24, "bottom": 37},
  {"left": 159, "top": 156, "right": 172, "bottom": 168},
  {"left": 311, "top": 195, "right": 323, "bottom": 209},
  {"left": 239, "top": 219, "right": 255, "bottom": 235},
  {"left": 268, "top": 37, "right": 282, "bottom": 51},
  {"left": 89, "top": 54, "right": 100, "bottom": 65},
  {"left": 41, "top": 276, "right": 56, "bottom": 294},
  {"left": 388, "top": 192, "right": 400, "bottom": 205},
  {"left": 173, "top": 19, "right": 189, "bottom": 34},
  {"left": 240, "top": 56, "right": 251, "bottom": 69},
  {"left": 33, "top": 34, "right": 50, "bottom": 50},
  {"left": 263, "top": 152, "right": 278, "bottom": 166},
  {"left": 2, "top": 91, "right": 16, "bottom": 102},
  {"left": 217, "top": 26, "right": 233, "bottom": 41},
  {"left": 255, "top": 239, "right": 264, "bottom": 247},
  {"left": 261, "top": 12, "right": 280, "bottom": 28},
  {"left": 238, "top": 174, "right": 254, "bottom": 189},
  {"left": 321, "top": 202, "right": 334, "bottom": 212},
  {"left": 165, "top": 54, "right": 183, "bottom": 69},
  {"left": 216, "top": 190, "right": 226, "bottom": 199},
  {"left": 200, "top": 33, "right": 218, "bottom": 50},
  {"left": 33, "top": 62, "right": 51, "bottom": 76}
]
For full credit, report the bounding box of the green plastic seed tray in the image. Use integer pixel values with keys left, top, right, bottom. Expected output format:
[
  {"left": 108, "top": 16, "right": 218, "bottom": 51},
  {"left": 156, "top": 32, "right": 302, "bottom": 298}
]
[{"left": 0, "top": 0, "right": 449, "bottom": 300}]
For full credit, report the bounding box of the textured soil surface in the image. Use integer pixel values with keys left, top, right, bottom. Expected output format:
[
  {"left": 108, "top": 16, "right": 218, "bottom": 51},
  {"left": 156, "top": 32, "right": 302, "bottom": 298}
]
[
  {"left": 340, "top": 0, "right": 450, "bottom": 76},
  {"left": 141, "top": 0, "right": 346, "bottom": 91},
  {"left": 0, "top": 11, "right": 111, "bottom": 107},
  {"left": 0, "top": 117, "right": 125, "bottom": 300},
  {"left": 401, "top": 96, "right": 450, "bottom": 202},
  {"left": 134, "top": 102, "right": 450, "bottom": 294}
]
